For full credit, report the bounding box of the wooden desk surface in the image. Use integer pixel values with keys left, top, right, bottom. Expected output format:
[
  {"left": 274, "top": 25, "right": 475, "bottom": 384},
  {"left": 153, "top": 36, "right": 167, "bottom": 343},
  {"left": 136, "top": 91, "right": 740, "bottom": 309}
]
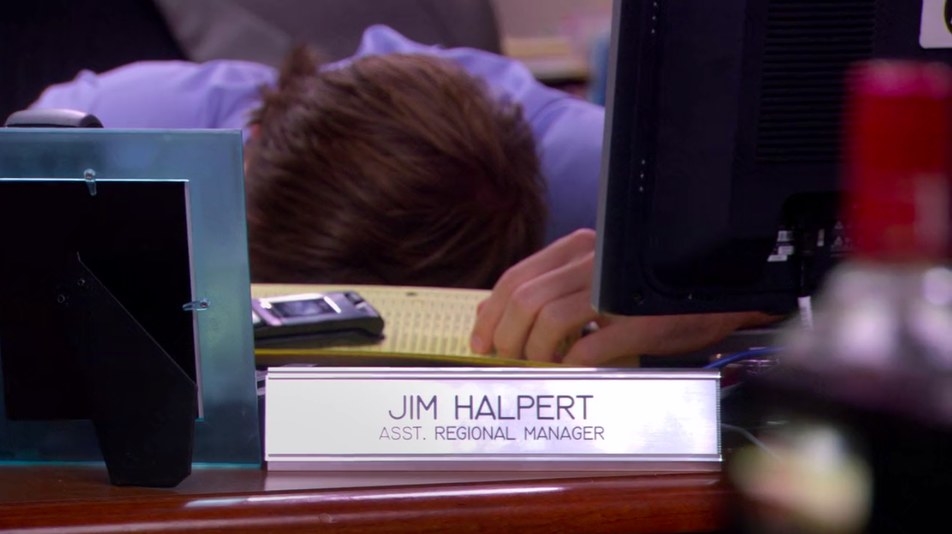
[{"left": 0, "top": 465, "right": 731, "bottom": 533}]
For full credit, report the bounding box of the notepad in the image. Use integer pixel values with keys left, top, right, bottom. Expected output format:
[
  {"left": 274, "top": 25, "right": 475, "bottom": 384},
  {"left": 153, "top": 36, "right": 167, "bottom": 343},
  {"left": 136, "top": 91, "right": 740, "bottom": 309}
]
[{"left": 251, "top": 284, "right": 559, "bottom": 367}]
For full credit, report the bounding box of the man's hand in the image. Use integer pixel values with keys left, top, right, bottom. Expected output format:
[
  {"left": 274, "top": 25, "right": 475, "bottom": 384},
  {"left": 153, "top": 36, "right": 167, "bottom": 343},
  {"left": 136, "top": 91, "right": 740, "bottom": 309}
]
[{"left": 470, "top": 229, "right": 780, "bottom": 365}]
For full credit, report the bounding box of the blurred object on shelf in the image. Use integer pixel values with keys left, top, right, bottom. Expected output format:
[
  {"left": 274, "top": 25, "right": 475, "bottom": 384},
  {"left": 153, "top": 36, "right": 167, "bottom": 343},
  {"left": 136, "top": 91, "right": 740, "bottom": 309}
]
[
  {"left": 502, "top": 36, "right": 590, "bottom": 91},
  {"left": 494, "top": 0, "right": 612, "bottom": 94},
  {"left": 493, "top": 0, "right": 611, "bottom": 45},
  {"left": 155, "top": 0, "right": 502, "bottom": 64},
  {"left": 587, "top": 30, "right": 611, "bottom": 105}
]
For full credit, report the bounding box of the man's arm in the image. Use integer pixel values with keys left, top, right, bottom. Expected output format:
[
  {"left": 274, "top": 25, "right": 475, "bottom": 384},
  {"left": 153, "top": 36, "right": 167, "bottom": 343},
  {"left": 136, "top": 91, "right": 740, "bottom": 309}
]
[
  {"left": 470, "top": 229, "right": 783, "bottom": 365},
  {"left": 29, "top": 60, "right": 276, "bottom": 136}
]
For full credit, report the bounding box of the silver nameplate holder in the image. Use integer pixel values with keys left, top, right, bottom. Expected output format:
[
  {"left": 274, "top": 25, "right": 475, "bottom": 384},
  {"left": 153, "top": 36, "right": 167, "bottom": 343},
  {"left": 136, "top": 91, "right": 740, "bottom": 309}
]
[{"left": 265, "top": 367, "right": 721, "bottom": 471}]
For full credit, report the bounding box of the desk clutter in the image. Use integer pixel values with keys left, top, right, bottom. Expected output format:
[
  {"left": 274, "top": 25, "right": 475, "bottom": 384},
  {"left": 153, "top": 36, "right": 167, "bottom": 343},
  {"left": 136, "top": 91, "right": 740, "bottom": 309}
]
[
  {"left": 726, "top": 59, "right": 952, "bottom": 532},
  {"left": 252, "top": 284, "right": 557, "bottom": 367},
  {"left": 252, "top": 285, "right": 722, "bottom": 472}
]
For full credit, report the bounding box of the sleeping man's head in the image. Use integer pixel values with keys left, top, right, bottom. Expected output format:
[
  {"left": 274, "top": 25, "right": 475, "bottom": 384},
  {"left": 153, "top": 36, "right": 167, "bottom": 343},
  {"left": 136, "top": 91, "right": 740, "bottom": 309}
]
[{"left": 244, "top": 47, "right": 547, "bottom": 289}]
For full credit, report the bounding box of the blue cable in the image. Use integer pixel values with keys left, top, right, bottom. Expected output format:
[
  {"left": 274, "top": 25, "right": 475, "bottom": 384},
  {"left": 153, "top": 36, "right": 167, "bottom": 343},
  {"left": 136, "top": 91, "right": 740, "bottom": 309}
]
[{"left": 703, "top": 347, "right": 784, "bottom": 369}]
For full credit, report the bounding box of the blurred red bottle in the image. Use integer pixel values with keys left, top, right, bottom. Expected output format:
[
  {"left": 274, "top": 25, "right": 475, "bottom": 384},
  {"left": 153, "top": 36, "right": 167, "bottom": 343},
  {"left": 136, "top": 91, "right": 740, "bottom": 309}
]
[
  {"left": 844, "top": 60, "right": 951, "bottom": 262},
  {"left": 788, "top": 60, "right": 952, "bottom": 376},
  {"left": 731, "top": 60, "right": 952, "bottom": 534}
]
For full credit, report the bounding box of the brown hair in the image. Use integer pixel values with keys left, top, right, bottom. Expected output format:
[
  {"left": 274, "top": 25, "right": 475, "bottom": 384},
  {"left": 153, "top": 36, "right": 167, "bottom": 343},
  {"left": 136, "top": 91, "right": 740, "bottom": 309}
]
[{"left": 244, "top": 46, "right": 546, "bottom": 288}]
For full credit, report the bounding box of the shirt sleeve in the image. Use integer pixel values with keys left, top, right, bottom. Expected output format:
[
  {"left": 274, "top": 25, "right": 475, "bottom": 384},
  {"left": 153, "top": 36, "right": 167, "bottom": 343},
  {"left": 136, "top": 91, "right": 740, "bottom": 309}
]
[
  {"left": 351, "top": 25, "right": 606, "bottom": 244},
  {"left": 29, "top": 60, "right": 277, "bottom": 136}
]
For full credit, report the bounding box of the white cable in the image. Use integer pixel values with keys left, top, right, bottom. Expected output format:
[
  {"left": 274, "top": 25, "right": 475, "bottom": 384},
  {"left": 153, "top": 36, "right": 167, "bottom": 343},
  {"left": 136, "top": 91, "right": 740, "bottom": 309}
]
[{"left": 797, "top": 295, "right": 814, "bottom": 330}]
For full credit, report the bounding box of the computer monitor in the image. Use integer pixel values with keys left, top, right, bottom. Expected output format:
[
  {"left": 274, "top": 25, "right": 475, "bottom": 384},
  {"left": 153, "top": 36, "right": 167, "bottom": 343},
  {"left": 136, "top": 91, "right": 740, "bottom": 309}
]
[{"left": 594, "top": 0, "right": 952, "bottom": 316}]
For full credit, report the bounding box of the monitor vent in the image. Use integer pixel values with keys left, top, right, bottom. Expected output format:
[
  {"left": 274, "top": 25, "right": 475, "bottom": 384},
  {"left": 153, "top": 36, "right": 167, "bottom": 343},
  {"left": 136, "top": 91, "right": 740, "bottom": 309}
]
[{"left": 755, "top": 0, "right": 876, "bottom": 162}]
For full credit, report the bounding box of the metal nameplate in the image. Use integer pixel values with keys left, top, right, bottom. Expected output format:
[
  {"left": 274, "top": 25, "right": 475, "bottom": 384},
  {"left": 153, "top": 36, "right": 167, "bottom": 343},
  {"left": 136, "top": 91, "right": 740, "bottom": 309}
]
[{"left": 264, "top": 367, "right": 720, "bottom": 471}]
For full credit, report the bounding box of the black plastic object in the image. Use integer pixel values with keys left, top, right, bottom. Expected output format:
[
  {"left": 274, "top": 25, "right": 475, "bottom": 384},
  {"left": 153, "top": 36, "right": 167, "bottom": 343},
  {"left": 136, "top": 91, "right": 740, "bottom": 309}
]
[
  {"left": 4, "top": 108, "right": 104, "bottom": 128},
  {"left": 0, "top": 180, "right": 196, "bottom": 423},
  {"left": 594, "top": 0, "right": 952, "bottom": 317},
  {"left": 58, "top": 255, "right": 197, "bottom": 487},
  {"left": 253, "top": 291, "right": 385, "bottom": 348}
]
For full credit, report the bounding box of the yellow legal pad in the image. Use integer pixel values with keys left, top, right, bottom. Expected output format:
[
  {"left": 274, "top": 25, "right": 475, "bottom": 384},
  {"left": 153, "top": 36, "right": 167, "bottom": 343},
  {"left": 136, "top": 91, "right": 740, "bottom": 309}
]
[{"left": 251, "top": 284, "right": 559, "bottom": 368}]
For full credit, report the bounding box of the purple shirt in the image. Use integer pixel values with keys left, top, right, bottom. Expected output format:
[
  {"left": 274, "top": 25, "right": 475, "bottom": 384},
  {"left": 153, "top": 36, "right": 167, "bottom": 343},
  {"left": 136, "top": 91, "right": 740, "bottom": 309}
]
[{"left": 31, "top": 25, "right": 605, "bottom": 243}]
